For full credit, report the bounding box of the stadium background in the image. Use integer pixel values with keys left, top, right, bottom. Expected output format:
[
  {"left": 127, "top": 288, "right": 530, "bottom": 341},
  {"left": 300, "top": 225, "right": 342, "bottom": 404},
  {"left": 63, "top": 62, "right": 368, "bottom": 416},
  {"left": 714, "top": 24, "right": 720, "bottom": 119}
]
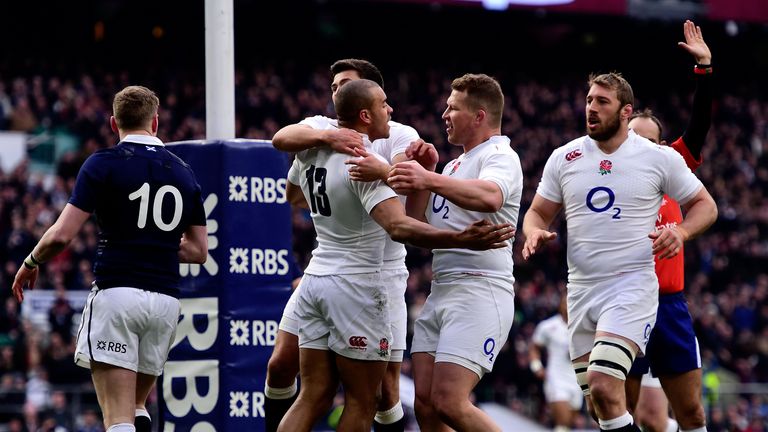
[{"left": 0, "top": 0, "right": 767, "bottom": 430}]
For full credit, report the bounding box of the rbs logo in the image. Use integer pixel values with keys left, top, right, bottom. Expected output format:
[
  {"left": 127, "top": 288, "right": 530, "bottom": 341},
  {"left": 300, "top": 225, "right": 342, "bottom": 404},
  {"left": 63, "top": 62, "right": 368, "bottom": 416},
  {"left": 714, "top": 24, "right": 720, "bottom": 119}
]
[
  {"left": 229, "top": 248, "right": 290, "bottom": 275},
  {"left": 229, "top": 176, "right": 287, "bottom": 204},
  {"left": 97, "top": 340, "right": 127, "bottom": 353}
]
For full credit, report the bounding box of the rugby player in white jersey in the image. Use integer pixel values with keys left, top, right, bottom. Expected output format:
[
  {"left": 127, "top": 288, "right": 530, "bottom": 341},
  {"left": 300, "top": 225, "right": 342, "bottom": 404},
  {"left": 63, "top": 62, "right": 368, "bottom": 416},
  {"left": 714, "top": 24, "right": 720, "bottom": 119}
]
[
  {"left": 268, "top": 59, "right": 421, "bottom": 432},
  {"left": 521, "top": 72, "right": 718, "bottom": 432},
  {"left": 277, "top": 79, "right": 514, "bottom": 432},
  {"left": 530, "top": 295, "right": 584, "bottom": 432},
  {"left": 388, "top": 73, "right": 523, "bottom": 432}
]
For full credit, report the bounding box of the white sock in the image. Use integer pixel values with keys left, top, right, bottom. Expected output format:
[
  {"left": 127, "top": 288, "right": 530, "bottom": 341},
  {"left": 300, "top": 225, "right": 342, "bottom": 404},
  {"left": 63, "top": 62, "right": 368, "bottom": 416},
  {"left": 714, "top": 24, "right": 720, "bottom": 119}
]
[
  {"left": 135, "top": 408, "right": 150, "bottom": 420},
  {"left": 374, "top": 400, "right": 404, "bottom": 424},
  {"left": 665, "top": 418, "right": 679, "bottom": 432},
  {"left": 599, "top": 412, "right": 633, "bottom": 430},
  {"left": 107, "top": 423, "right": 136, "bottom": 432},
  {"left": 680, "top": 426, "right": 707, "bottom": 432},
  {"left": 264, "top": 379, "right": 298, "bottom": 399}
]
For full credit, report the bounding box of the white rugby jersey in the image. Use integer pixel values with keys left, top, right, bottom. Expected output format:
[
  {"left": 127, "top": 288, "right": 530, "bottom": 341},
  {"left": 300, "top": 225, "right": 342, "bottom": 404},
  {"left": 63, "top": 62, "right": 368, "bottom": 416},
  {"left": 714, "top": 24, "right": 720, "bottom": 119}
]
[
  {"left": 300, "top": 115, "right": 419, "bottom": 271},
  {"left": 536, "top": 130, "right": 703, "bottom": 284},
  {"left": 426, "top": 135, "right": 523, "bottom": 287},
  {"left": 287, "top": 138, "right": 397, "bottom": 275},
  {"left": 532, "top": 314, "right": 578, "bottom": 385}
]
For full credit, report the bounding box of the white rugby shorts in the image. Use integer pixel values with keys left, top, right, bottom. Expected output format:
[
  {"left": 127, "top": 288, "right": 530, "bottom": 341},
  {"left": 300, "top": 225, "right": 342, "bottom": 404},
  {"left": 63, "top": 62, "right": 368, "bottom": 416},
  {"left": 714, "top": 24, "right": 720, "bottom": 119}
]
[
  {"left": 74, "top": 286, "right": 181, "bottom": 376},
  {"left": 567, "top": 270, "right": 658, "bottom": 360},
  {"left": 411, "top": 275, "right": 515, "bottom": 378},
  {"left": 295, "top": 273, "right": 392, "bottom": 362},
  {"left": 544, "top": 377, "right": 584, "bottom": 410},
  {"left": 282, "top": 268, "right": 408, "bottom": 362},
  {"left": 641, "top": 371, "right": 662, "bottom": 388}
]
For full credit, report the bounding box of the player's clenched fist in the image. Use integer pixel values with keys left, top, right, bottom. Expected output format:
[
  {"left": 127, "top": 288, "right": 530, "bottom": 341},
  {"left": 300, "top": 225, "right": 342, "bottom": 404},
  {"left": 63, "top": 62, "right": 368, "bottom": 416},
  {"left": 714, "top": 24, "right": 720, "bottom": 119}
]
[
  {"left": 387, "top": 161, "right": 433, "bottom": 195},
  {"left": 405, "top": 139, "right": 439, "bottom": 170}
]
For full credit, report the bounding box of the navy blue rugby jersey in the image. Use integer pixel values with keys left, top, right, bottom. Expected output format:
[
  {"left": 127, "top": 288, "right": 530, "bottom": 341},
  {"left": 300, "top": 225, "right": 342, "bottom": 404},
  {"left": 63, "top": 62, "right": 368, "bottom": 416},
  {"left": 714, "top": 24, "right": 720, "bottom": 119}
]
[{"left": 69, "top": 136, "right": 206, "bottom": 297}]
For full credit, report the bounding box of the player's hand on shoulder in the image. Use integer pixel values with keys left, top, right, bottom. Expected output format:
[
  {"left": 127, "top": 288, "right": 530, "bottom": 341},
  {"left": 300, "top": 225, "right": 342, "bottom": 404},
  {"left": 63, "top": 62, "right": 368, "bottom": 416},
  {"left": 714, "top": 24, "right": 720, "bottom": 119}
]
[
  {"left": 522, "top": 229, "right": 558, "bottom": 260},
  {"left": 345, "top": 148, "right": 390, "bottom": 182},
  {"left": 459, "top": 219, "right": 515, "bottom": 251},
  {"left": 329, "top": 128, "right": 365, "bottom": 156},
  {"left": 11, "top": 265, "right": 38, "bottom": 303},
  {"left": 405, "top": 139, "right": 439, "bottom": 171},
  {"left": 649, "top": 224, "right": 687, "bottom": 259},
  {"left": 388, "top": 160, "right": 431, "bottom": 194}
]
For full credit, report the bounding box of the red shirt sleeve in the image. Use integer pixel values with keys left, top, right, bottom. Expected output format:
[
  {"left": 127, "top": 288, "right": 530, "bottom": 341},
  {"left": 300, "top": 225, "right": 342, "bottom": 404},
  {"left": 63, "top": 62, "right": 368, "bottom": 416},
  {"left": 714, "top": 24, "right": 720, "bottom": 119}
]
[{"left": 670, "top": 137, "right": 703, "bottom": 172}]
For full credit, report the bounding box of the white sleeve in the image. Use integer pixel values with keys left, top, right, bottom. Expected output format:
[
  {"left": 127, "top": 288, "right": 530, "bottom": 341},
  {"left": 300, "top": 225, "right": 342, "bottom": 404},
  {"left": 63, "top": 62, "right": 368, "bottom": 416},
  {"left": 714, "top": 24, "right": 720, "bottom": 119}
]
[
  {"left": 532, "top": 321, "right": 548, "bottom": 346},
  {"left": 350, "top": 175, "right": 398, "bottom": 214},
  {"left": 536, "top": 151, "right": 563, "bottom": 204},
  {"left": 388, "top": 125, "right": 420, "bottom": 160},
  {"left": 660, "top": 148, "right": 704, "bottom": 205},
  {"left": 347, "top": 153, "right": 397, "bottom": 212},
  {"left": 478, "top": 151, "right": 522, "bottom": 203},
  {"left": 287, "top": 158, "right": 301, "bottom": 185},
  {"left": 298, "top": 115, "right": 332, "bottom": 130}
]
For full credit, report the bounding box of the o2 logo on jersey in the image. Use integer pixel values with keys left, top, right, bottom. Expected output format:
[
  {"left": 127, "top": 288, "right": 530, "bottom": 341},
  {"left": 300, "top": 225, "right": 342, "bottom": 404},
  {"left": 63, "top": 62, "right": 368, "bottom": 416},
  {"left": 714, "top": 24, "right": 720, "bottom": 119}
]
[
  {"left": 483, "top": 338, "right": 496, "bottom": 363},
  {"left": 585, "top": 186, "right": 621, "bottom": 219},
  {"left": 432, "top": 194, "right": 450, "bottom": 220}
]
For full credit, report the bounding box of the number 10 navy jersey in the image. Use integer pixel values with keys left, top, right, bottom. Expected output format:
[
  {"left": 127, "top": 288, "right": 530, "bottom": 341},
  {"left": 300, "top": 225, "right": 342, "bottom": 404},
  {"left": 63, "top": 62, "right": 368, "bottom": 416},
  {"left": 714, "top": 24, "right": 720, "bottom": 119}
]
[{"left": 69, "top": 136, "right": 206, "bottom": 297}]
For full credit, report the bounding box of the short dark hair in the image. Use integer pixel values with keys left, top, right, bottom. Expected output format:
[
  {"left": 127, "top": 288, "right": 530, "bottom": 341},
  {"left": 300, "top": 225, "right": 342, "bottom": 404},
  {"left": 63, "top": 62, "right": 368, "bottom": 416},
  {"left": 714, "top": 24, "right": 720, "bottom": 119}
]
[
  {"left": 335, "top": 79, "right": 380, "bottom": 124},
  {"left": 330, "top": 59, "right": 384, "bottom": 88},
  {"left": 588, "top": 72, "right": 634, "bottom": 108},
  {"left": 451, "top": 73, "right": 504, "bottom": 128},
  {"left": 112, "top": 86, "right": 159, "bottom": 130},
  {"left": 630, "top": 108, "right": 664, "bottom": 142}
]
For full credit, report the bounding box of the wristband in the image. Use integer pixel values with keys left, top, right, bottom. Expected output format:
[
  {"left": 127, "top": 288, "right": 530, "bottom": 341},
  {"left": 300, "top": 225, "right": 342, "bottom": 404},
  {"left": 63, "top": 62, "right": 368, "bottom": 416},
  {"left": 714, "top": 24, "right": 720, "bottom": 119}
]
[
  {"left": 694, "top": 64, "right": 712, "bottom": 75},
  {"left": 23, "top": 253, "right": 40, "bottom": 269},
  {"left": 530, "top": 359, "right": 543, "bottom": 373}
]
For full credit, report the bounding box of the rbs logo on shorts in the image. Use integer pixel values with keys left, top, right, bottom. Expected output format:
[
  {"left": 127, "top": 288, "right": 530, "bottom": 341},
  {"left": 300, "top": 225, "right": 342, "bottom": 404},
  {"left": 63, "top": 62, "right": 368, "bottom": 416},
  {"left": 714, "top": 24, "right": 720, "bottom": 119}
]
[{"left": 97, "top": 340, "right": 128, "bottom": 354}]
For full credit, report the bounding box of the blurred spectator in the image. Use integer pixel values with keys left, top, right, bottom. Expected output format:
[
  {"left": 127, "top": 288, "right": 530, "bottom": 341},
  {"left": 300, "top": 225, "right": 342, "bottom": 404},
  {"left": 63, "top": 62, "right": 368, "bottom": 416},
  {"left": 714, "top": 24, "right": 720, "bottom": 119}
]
[
  {"left": 47, "top": 293, "right": 74, "bottom": 345},
  {"left": 41, "top": 390, "right": 72, "bottom": 432},
  {"left": 75, "top": 410, "right": 103, "bottom": 432}
]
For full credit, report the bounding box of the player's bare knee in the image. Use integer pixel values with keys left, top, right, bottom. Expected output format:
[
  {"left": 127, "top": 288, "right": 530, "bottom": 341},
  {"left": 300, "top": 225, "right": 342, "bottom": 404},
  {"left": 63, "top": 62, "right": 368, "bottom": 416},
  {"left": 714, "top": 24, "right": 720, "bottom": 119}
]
[
  {"left": 432, "top": 395, "right": 465, "bottom": 425},
  {"left": 266, "top": 353, "right": 298, "bottom": 385},
  {"left": 675, "top": 402, "right": 706, "bottom": 428},
  {"left": 587, "top": 336, "right": 635, "bottom": 406}
]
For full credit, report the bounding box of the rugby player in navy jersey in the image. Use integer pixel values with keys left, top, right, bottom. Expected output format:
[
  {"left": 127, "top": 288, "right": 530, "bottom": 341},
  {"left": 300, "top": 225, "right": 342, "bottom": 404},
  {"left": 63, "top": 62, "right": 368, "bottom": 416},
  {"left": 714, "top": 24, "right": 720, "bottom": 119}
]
[{"left": 12, "top": 86, "right": 208, "bottom": 432}]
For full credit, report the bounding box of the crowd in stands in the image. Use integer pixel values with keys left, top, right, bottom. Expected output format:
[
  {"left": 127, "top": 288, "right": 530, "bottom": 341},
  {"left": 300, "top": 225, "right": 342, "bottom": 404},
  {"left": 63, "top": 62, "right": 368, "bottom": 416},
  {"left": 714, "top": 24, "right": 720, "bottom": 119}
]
[{"left": 0, "top": 63, "right": 766, "bottom": 431}]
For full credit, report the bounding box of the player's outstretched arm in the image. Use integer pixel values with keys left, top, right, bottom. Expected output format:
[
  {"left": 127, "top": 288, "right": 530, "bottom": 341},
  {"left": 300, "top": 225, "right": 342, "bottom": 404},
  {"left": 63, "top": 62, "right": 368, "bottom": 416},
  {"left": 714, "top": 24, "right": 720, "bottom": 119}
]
[
  {"left": 179, "top": 225, "right": 208, "bottom": 264},
  {"left": 370, "top": 197, "right": 514, "bottom": 250},
  {"left": 12, "top": 203, "right": 91, "bottom": 302},
  {"left": 678, "top": 19, "right": 713, "bottom": 160},
  {"left": 272, "top": 124, "right": 364, "bottom": 156},
  {"left": 522, "top": 194, "right": 561, "bottom": 260},
  {"left": 389, "top": 161, "right": 502, "bottom": 212}
]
